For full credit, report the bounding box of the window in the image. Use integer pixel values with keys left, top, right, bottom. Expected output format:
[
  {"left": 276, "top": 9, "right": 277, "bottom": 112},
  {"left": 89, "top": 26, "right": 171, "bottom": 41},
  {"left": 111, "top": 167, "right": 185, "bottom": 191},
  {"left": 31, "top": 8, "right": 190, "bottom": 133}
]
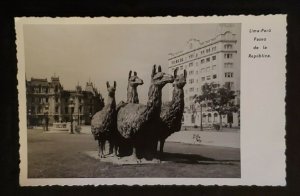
[
  {"left": 189, "top": 70, "right": 194, "bottom": 75},
  {"left": 225, "top": 82, "right": 234, "bottom": 89},
  {"left": 214, "top": 113, "right": 218, "bottom": 122},
  {"left": 224, "top": 62, "right": 234, "bottom": 68},
  {"left": 212, "top": 46, "right": 217, "bottom": 51},
  {"left": 206, "top": 57, "right": 210, "bottom": 62},
  {"left": 208, "top": 113, "right": 212, "bottom": 122},
  {"left": 212, "top": 55, "right": 216, "bottom": 60},
  {"left": 180, "top": 66, "right": 183, "bottom": 70},
  {"left": 201, "top": 59, "right": 205, "bottom": 64},
  {"left": 213, "top": 74, "right": 217, "bottom": 79},
  {"left": 189, "top": 88, "right": 194, "bottom": 92},
  {"left": 206, "top": 66, "right": 210, "bottom": 72},
  {"left": 206, "top": 48, "right": 210, "bottom": 53},
  {"left": 206, "top": 75, "right": 211, "bottom": 80},
  {"left": 224, "top": 44, "right": 233, "bottom": 49},
  {"left": 201, "top": 77, "right": 205, "bottom": 81},
  {"left": 225, "top": 72, "right": 234, "bottom": 78},
  {"left": 201, "top": 50, "right": 205, "bottom": 54},
  {"left": 189, "top": 79, "right": 194, "bottom": 84},
  {"left": 224, "top": 53, "right": 233, "bottom": 59},
  {"left": 212, "top": 65, "right": 216, "bottom": 70},
  {"left": 201, "top": 68, "right": 205, "bottom": 73},
  {"left": 189, "top": 62, "right": 193, "bottom": 67},
  {"left": 191, "top": 115, "right": 195, "bottom": 123}
]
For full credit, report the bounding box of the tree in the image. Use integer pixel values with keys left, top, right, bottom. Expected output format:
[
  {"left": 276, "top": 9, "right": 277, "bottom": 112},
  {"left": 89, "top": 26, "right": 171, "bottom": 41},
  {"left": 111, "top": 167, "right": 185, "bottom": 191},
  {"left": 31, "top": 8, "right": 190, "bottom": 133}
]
[{"left": 194, "top": 82, "right": 239, "bottom": 130}]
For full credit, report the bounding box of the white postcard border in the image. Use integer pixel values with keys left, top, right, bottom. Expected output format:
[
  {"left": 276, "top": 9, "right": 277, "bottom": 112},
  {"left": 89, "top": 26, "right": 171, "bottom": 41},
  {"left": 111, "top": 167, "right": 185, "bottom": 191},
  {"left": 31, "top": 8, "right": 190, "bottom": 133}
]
[{"left": 16, "top": 15, "right": 286, "bottom": 186}]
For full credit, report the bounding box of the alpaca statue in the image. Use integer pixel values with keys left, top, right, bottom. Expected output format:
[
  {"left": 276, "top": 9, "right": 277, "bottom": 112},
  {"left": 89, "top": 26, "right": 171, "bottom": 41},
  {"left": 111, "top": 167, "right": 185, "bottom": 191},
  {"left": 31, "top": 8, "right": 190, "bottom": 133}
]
[
  {"left": 127, "top": 70, "right": 144, "bottom": 104},
  {"left": 117, "top": 65, "right": 174, "bottom": 162},
  {"left": 91, "top": 81, "right": 117, "bottom": 158},
  {"left": 158, "top": 68, "right": 187, "bottom": 156}
]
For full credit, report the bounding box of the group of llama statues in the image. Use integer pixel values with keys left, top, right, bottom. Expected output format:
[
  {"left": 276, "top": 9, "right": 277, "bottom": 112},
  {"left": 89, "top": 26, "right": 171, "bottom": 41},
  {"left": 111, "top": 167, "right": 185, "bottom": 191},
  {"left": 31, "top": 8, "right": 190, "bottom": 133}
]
[{"left": 91, "top": 65, "right": 187, "bottom": 162}]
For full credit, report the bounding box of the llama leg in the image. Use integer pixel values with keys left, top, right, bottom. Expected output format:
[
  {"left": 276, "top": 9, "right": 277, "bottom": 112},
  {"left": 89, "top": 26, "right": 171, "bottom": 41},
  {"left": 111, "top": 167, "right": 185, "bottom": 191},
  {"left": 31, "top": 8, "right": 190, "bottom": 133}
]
[
  {"left": 108, "top": 139, "right": 114, "bottom": 156},
  {"left": 100, "top": 140, "right": 105, "bottom": 158},
  {"left": 159, "top": 139, "right": 165, "bottom": 159}
]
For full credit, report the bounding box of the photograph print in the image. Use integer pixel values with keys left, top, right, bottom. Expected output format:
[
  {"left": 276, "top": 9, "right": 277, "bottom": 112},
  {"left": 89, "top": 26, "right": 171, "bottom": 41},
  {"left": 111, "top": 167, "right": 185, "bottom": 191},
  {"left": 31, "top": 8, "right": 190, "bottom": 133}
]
[{"left": 21, "top": 20, "right": 241, "bottom": 179}]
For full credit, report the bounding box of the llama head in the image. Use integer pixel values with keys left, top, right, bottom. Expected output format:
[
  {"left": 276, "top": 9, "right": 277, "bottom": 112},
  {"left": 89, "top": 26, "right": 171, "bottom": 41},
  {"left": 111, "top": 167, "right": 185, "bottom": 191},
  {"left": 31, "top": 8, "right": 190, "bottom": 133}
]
[
  {"left": 106, "top": 81, "right": 116, "bottom": 97},
  {"left": 128, "top": 70, "right": 144, "bottom": 87},
  {"left": 151, "top": 64, "right": 174, "bottom": 88},
  {"left": 173, "top": 68, "right": 187, "bottom": 89}
]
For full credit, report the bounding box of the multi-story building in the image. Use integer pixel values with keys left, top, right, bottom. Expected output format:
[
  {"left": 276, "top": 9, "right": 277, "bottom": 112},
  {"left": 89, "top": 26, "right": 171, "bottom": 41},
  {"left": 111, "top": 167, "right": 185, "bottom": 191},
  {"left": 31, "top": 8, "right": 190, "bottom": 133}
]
[
  {"left": 26, "top": 75, "right": 104, "bottom": 126},
  {"left": 168, "top": 25, "right": 240, "bottom": 128}
]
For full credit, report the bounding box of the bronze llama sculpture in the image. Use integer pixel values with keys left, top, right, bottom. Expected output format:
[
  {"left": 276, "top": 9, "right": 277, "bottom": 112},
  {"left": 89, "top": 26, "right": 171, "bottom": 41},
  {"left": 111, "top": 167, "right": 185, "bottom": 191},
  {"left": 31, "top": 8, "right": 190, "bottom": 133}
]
[
  {"left": 158, "top": 68, "right": 186, "bottom": 157},
  {"left": 91, "top": 81, "right": 117, "bottom": 158},
  {"left": 127, "top": 70, "right": 144, "bottom": 104},
  {"left": 117, "top": 65, "right": 174, "bottom": 162}
]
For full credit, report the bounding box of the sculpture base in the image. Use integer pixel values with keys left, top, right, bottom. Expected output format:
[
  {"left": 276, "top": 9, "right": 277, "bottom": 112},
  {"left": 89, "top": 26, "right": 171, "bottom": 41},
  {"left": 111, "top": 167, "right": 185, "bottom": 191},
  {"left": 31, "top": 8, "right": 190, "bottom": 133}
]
[{"left": 83, "top": 151, "right": 164, "bottom": 165}]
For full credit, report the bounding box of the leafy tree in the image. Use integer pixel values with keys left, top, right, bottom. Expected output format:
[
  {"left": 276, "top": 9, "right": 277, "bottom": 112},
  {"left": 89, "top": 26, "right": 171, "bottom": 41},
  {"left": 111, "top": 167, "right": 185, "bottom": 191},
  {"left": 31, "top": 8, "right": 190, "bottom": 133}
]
[{"left": 194, "top": 82, "right": 239, "bottom": 130}]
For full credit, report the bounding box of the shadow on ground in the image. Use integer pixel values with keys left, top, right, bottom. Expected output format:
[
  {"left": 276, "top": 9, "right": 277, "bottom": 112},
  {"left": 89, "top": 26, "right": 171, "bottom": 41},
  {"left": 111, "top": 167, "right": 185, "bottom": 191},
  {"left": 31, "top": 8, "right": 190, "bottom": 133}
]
[{"left": 161, "top": 152, "right": 238, "bottom": 165}]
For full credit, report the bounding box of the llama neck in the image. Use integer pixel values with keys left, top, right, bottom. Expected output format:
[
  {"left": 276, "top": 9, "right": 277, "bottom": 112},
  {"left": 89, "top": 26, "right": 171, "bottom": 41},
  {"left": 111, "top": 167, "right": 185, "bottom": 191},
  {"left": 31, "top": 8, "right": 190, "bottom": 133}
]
[
  {"left": 127, "top": 85, "right": 139, "bottom": 104},
  {"left": 143, "top": 84, "right": 162, "bottom": 120},
  {"left": 106, "top": 95, "right": 116, "bottom": 109},
  {"left": 171, "top": 87, "right": 184, "bottom": 111}
]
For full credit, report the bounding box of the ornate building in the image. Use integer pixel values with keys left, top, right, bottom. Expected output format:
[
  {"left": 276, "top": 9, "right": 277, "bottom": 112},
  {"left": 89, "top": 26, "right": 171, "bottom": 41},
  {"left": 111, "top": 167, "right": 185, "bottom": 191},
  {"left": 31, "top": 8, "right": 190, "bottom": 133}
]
[
  {"left": 168, "top": 24, "right": 240, "bottom": 128},
  {"left": 26, "top": 76, "right": 104, "bottom": 126}
]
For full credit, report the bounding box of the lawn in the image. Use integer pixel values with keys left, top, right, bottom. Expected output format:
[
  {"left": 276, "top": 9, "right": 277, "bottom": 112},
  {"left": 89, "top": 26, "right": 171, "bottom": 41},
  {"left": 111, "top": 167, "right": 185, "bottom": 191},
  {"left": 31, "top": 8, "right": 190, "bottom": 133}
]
[{"left": 27, "top": 129, "right": 240, "bottom": 178}]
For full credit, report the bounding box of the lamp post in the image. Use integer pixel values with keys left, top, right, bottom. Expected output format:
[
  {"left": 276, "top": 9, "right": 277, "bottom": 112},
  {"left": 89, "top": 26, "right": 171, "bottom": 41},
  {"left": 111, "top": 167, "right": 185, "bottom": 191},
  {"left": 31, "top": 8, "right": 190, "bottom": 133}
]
[
  {"left": 69, "top": 98, "right": 75, "bottom": 134},
  {"left": 200, "top": 103, "right": 203, "bottom": 131},
  {"left": 27, "top": 109, "right": 31, "bottom": 128},
  {"left": 89, "top": 112, "right": 92, "bottom": 125},
  {"left": 44, "top": 104, "right": 49, "bottom": 131}
]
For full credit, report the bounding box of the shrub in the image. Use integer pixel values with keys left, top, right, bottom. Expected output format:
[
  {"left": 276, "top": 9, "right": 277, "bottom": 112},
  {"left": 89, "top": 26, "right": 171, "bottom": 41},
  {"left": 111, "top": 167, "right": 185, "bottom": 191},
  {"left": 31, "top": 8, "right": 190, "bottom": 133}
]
[{"left": 213, "top": 124, "right": 220, "bottom": 130}]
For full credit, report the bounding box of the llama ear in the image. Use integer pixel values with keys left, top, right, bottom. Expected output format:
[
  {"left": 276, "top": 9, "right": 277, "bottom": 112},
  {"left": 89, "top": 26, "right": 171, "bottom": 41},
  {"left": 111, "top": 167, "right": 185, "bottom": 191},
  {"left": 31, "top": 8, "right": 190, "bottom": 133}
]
[
  {"left": 134, "top": 71, "right": 137, "bottom": 76},
  {"left": 184, "top": 69, "right": 187, "bottom": 78},
  {"left": 151, "top": 64, "right": 156, "bottom": 78},
  {"left": 114, "top": 81, "right": 116, "bottom": 88},
  {"left": 106, "top": 81, "right": 110, "bottom": 88},
  {"left": 128, "top": 70, "right": 132, "bottom": 79},
  {"left": 174, "top": 67, "right": 178, "bottom": 78},
  {"left": 158, "top": 65, "right": 162, "bottom": 72}
]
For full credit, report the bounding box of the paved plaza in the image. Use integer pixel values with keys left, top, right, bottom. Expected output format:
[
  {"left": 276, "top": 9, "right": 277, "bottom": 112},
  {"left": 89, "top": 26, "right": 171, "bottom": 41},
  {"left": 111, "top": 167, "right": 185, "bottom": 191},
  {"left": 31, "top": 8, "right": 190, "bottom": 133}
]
[{"left": 27, "top": 128, "right": 240, "bottom": 178}]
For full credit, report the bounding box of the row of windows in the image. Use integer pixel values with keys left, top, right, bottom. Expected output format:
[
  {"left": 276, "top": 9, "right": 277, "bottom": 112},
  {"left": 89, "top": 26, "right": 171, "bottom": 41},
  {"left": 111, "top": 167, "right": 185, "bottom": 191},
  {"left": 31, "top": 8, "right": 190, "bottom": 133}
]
[
  {"left": 171, "top": 43, "right": 234, "bottom": 65},
  {"left": 173, "top": 55, "right": 218, "bottom": 66},
  {"left": 188, "top": 74, "right": 218, "bottom": 85},
  {"left": 172, "top": 53, "right": 233, "bottom": 70}
]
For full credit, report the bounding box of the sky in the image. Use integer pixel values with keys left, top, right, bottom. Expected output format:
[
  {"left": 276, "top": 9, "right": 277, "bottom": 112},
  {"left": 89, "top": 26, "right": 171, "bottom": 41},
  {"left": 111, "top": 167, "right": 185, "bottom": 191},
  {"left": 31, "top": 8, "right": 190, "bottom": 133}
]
[{"left": 24, "top": 23, "right": 240, "bottom": 104}]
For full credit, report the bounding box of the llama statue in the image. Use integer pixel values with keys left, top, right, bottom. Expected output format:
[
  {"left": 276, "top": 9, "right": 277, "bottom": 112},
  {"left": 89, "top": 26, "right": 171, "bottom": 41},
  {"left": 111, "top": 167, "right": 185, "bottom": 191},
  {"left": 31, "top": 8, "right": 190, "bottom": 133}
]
[
  {"left": 115, "top": 70, "right": 144, "bottom": 156},
  {"left": 158, "top": 68, "right": 186, "bottom": 157},
  {"left": 91, "top": 81, "right": 117, "bottom": 158},
  {"left": 127, "top": 70, "right": 144, "bottom": 104},
  {"left": 117, "top": 65, "right": 174, "bottom": 162}
]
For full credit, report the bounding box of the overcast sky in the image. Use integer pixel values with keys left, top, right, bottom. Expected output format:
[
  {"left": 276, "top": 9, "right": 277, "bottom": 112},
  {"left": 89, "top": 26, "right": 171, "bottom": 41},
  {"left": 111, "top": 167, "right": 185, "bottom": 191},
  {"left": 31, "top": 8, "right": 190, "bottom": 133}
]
[{"left": 24, "top": 23, "right": 240, "bottom": 104}]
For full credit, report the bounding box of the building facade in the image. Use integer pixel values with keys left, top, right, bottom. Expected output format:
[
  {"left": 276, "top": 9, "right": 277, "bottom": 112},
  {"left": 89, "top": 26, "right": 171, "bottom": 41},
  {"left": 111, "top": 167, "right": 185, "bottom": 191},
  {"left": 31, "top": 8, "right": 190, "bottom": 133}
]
[
  {"left": 168, "top": 25, "right": 240, "bottom": 128},
  {"left": 26, "top": 76, "right": 104, "bottom": 126}
]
